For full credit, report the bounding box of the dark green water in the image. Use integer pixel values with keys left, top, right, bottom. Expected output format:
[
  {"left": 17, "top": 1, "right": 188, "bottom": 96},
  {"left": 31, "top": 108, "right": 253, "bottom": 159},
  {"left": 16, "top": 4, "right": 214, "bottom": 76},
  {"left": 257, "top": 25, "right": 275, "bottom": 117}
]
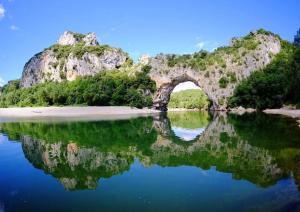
[{"left": 1, "top": 112, "right": 300, "bottom": 212}]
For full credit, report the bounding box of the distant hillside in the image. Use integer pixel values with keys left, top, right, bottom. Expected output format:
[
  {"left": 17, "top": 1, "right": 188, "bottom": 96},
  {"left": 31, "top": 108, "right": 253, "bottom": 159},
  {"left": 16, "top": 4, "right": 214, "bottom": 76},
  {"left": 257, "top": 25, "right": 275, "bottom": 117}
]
[{"left": 168, "top": 89, "right": 209, "bottom": 109}]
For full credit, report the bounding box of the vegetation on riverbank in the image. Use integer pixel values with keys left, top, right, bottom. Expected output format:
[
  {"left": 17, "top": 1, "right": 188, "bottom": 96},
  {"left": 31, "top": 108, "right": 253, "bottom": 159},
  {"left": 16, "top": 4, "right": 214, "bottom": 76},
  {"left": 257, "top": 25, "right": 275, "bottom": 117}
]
[
  {"left": 229, "top": 40, "right": 300, "bottom": 109},
  {"left": 0, "top": 66, "right": 156, "bottom": 108},
  {"left": 168, "top": 89, "right": 209, "bottom": 109}
]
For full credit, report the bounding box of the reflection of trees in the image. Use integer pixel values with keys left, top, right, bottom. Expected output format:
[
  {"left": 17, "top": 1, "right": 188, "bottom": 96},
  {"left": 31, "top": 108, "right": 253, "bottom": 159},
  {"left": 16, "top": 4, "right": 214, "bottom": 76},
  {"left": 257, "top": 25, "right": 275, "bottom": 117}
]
[
  {"left": 167, "top": 111, "right": 211, "bottom": 129},
  {"left": 22, "top": 136, "right": 134, "bottom": 190},
  {"left": 1, "top": 112, "right": 300, "bottom": 190}
]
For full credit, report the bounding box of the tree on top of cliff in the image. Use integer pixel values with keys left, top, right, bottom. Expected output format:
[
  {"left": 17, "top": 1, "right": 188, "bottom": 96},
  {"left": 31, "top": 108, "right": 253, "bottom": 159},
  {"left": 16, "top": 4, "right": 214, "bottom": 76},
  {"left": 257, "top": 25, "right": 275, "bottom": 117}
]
[{"left": 294, "top": 28, "right": 300, "bottom": 46}]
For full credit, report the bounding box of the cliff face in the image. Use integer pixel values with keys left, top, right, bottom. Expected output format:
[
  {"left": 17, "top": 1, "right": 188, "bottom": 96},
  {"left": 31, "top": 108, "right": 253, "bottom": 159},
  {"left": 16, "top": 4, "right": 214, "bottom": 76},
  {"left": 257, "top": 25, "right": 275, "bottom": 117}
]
[
  {"left": 147, "top": 30, "right": 281, "bottom": 110},
  {"left": 20, "top": 31, "right": 130, "bottom": 87},
  {"left": 19, "top": 29, "right": 282, "bottom": 110}
]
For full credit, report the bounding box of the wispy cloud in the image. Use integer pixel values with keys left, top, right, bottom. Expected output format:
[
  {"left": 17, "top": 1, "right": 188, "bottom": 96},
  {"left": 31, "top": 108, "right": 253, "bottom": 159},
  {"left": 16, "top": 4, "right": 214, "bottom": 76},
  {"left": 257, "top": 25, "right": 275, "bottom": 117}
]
[
  {"left": 196, "top": 42, "right": 205, "bottom": 49},
  {"left": 10, "top": 25, "right": 19, "bottom": 30},
  {"left": 195, "top": 39, "right": 220, "bottom": 52},
  {"left": 0, "top": 4, "right": 5, "bottom": 19}
]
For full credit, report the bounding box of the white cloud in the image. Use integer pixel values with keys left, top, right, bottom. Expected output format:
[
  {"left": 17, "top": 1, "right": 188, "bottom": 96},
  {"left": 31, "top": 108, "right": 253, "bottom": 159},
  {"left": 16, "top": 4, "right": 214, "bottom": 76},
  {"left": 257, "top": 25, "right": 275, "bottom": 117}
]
[
  {"left": 195, "top": 36, "right": 220, "bottom": 52},
  {"left": 0, "top": 4, "right": 5, "bottom": 19},
  {"left": 0, "top": 77, "right": 5, "bottom": 87},
  {"left": 10, "top": 25, "right": 19, "bottom": 30},
  {"left": 173, "top": 81, "right": 200, "bottom": 92},
  {"left": 196, "top": 42, "right": 205, "bottom": 49}
]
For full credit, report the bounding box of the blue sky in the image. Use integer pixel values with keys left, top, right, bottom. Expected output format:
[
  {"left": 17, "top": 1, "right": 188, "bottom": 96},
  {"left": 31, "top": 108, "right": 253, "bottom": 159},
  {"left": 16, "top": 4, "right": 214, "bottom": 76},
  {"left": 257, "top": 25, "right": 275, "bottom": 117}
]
[{"left": 0, "top": 0, "right": 299, "bottom": 85}]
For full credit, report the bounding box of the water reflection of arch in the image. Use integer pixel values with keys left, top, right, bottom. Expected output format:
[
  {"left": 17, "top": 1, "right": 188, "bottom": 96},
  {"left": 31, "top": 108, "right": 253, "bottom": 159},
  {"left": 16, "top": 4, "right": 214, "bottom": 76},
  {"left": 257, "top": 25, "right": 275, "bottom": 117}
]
[
  {"left": 1, "top": 113, "right": 300, "bottom": 190},
  {"left": 151, "top": 113, "right": 284, "bottom": 187},
  {"left": 153, "top": 112, "right": 215, "bottom": 144}
]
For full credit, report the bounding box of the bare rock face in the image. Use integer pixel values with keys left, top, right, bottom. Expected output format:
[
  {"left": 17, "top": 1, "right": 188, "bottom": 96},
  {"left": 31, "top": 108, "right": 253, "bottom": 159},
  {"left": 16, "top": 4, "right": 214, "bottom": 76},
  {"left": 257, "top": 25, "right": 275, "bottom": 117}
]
[
  {"left": 57, "top": 31, "right": 98, "bottom": 46},
  {"left": 82, "top": 32, "right": 99, "bottom": 46},
  {"left": 20, "top": 29, "right": 282, "bottom": 111},
  {"left": 57, "top": 31, "right": 79, "bottom": 46},
  {"left": 147, "top": 30, "right": 282, "bottom": 111},
  {"left": 20, "top": 31, "right": 128, "bottom": 87}
]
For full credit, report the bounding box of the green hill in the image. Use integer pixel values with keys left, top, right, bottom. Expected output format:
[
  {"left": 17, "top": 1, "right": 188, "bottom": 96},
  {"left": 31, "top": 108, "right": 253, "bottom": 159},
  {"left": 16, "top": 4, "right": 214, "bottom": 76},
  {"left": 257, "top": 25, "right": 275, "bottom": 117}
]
[{"left": 168, "top": 89, "right": 209, "bottom": 109}]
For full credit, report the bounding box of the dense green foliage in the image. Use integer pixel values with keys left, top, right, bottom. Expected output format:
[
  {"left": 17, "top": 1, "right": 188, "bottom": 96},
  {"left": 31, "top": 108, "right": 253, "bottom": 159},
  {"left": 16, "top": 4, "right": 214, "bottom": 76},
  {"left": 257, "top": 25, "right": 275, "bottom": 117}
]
[
  {"left": 0, "top": 66, "right": 156, "bottom": 108},
  {"left": 219, "top": 77, "right": 229, "bottom": 88},
  {"left": 168, "top": 89, "right": 209, "bottom": 109},
  {"left": 229, "top": 41, "right": 300, "bottom": 109}
]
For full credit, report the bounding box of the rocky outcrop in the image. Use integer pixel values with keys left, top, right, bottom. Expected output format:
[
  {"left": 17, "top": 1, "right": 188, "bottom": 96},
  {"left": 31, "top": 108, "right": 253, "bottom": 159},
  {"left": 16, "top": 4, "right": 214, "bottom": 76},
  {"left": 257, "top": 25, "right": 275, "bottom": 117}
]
[
  {"left": 20, "top": 31, "right": 129, "bottom": 87},
  {"left": 19, "top": 29, "right": 282, "bottom": 110},
  {"left": 147, "top": 30, "right": 281, "bottom": 110}
]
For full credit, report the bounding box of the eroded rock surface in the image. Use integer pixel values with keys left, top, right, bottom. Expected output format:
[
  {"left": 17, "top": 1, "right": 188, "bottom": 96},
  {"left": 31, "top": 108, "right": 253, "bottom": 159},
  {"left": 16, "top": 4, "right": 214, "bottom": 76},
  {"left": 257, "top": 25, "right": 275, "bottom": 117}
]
[
  {"left": 20, "top": 31, "right": 129, "bottom": 87},
  {"left": 20, "top": 30, "right": 282, "bottom": 110},
  {"left": 147, "top": 30, "right": 281, "bottom": 110}
]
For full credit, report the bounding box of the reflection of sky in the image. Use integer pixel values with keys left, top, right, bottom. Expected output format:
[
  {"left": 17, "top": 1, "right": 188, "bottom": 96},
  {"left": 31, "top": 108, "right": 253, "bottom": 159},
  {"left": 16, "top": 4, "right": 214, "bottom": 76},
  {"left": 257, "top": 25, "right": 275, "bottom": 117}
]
[
  {"left": 172, "top": 127, "right": 205, "bottom": 141},
  {"left": 0, "top": 135, "right": 5, "bottom": 145}
]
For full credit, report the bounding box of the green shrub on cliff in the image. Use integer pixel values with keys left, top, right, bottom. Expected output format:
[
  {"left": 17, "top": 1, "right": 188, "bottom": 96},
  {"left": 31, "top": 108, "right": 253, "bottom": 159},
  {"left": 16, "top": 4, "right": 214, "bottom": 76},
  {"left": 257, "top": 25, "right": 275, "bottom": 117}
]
[
  {"left": 219, "top": 77, "right": 229, "bottom": 88},
  {"left": 0, "top": 66, "right": 156, "bottom": 108},
  {"left": 168, "top": 89, "right": 209, "bottom": 109},
  {"left": 166, "top": 29, "right": 271, "bottom": 72},
  {"left": 229, "top": 41, "right": 300, "bottom": 109}
]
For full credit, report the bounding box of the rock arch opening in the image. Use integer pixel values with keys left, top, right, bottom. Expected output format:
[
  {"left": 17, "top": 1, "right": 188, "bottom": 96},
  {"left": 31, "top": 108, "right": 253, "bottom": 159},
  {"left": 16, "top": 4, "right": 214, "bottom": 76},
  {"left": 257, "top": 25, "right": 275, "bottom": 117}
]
[
  {"left": 168, "top": 81, "right": 210, "bottom": 110},
  {"left": 152, "top": 75, "right": 215, "bottom": 111}
]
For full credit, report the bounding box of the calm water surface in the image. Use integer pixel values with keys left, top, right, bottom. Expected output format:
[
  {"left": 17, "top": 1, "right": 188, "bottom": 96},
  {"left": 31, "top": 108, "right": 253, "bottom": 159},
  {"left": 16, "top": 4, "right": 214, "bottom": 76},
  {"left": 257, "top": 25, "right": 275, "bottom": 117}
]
[{"left": 1, "top": 112, "right": 300, "bottom": 212}]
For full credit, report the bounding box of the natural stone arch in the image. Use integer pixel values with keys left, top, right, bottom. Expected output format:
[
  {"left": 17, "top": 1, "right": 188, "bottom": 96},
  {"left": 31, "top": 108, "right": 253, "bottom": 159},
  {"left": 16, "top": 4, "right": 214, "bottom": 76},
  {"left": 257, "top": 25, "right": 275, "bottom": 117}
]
[
  {"left": 150, "top": 71, "right": 215, "bottom": 111},
  {"left": 147, "top": 30, "right": 281, "bottom": 111}
]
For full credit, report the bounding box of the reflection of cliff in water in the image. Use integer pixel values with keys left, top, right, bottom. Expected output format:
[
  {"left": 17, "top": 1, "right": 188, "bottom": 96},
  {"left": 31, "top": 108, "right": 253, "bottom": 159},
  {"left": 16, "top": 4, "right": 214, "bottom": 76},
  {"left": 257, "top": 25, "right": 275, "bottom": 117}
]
[
  {"left": 1, "top": 112, "right": 300, "bottom": 190},
  {"left": 22, "top": 136, "right": 134, "bottom": 190}
]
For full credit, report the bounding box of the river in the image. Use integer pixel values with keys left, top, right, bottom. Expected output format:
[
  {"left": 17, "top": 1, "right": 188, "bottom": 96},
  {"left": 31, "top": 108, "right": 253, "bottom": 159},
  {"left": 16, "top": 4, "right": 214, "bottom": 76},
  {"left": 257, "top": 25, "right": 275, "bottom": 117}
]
[{"left": 0, "top": 111, "right": 300, "bottom": 211}]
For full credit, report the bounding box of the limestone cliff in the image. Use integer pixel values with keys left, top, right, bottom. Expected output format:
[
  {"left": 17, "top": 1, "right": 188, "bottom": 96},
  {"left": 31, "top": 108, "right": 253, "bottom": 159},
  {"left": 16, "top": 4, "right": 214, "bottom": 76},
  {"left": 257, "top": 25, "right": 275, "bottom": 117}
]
[
  {"left": 147, "top": 30, "right": 281, "bottom": 110},
  {"left": 20, "top": 31, "right": 130, "bottom": 87},
  {"left": 19, "top": 29, "right": 282, "bottom": 110}
]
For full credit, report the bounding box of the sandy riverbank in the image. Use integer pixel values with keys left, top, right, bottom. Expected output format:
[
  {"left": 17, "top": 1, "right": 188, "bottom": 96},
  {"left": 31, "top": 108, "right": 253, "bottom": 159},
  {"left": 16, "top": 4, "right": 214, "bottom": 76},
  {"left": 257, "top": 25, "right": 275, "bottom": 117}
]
[
  {"left": 0, "top": 106, "right": 161, "bottom": 121},
  {"left": 263, "top": 109, "right": 300, "bottom": 119}
]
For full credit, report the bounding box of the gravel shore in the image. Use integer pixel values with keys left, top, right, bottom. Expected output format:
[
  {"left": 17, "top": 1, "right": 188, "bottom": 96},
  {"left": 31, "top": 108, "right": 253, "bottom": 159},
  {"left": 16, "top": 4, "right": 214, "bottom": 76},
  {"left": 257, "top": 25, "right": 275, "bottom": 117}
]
[
  {"left": 0, "top": 106, "right": 161, "bottom": 121},
  {"left": 263, "top": 109, "right": 300, "bottom": 119}
]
